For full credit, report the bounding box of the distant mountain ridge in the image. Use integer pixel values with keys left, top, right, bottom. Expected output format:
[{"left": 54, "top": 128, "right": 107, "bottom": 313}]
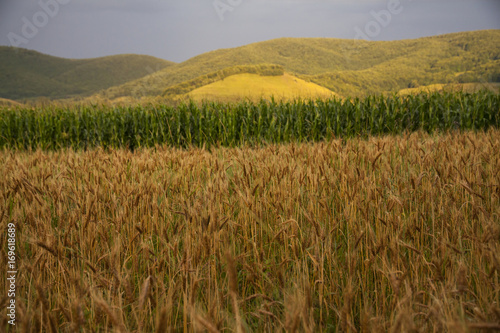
[
  {"left": 1, "top": 30, "right": 499, "bottom": 102},
  {"left": 0, "top": 47, "right": 174, "bottom": 100}
]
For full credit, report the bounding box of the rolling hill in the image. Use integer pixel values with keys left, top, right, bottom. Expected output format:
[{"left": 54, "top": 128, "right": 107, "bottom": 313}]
[
  {"left": 0, "top": 47, "right": 174, "bottom": 100},
  {"left": 98, "top": 30, "right": 499, "bottom": 100},
  {"left": 183, "top": 73, "right": 337, "bottom": 102},
  {"left": 0, "top": 97, "right": 23, "bottom": 107},
  {"left": 397, "top": 82, "right": 500, "bottom": 95},
  {"left": 1, "top": 30, "right": 499, "bottom": 102}
]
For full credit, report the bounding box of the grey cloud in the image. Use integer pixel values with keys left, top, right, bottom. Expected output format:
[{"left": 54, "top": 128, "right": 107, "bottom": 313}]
[{"left": 0, "top": 0, "right": 498, "bottom": 62}]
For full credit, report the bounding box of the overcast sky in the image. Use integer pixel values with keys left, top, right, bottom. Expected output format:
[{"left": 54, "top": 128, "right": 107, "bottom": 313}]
[{"left": 0, "top": 0, "right": 499, "bottom": 63}]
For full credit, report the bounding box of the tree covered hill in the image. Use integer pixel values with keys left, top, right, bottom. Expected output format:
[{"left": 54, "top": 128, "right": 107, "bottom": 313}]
[
  {"left": 100, "top": 30, "right": 499, "bottom": 99},
  {"left": 0, "top": 47, "right": 174, "bottom": 100},
  {"left": 2, "top": 30, "right": 498, "bottom": 101}
]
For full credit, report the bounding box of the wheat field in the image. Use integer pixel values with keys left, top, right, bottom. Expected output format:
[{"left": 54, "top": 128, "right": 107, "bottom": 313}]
[{"left": 1, "top": 129, "right": 499, "bottom": 332}]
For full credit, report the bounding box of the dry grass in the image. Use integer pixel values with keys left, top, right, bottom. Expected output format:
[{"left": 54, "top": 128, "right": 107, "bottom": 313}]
[
  {"left": 184, "top": 73, "right": 337, "bottom": 103},
  {"left": 1, "top": 130, "right": 499, "bottom": 332}
]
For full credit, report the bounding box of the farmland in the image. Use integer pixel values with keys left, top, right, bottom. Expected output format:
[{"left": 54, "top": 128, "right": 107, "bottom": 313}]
[
  {"left": 1, "top": 128, "right": 500, "bottom": 331},
  {"left": 1, "top": 91, "right": 499, "bottom": 150},
  {"left": 1, "top": 91, "right": 500, "bottom": 332}
]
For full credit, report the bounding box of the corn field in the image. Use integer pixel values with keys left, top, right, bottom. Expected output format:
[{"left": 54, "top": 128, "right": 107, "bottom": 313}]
[
  {"left": 1, "top": 91, "right": 499, "bottom": 150},
  {"left": 1, "top": 128, "right": 500, "bottom": 331}
]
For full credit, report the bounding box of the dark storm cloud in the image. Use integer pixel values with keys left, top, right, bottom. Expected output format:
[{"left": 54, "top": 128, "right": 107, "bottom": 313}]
[{"left": 0, "top": 0, "right": 498, "bottom": 62}]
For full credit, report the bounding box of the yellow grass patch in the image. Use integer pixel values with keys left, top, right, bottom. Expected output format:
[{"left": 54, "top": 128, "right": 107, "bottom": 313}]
[
  {"left": 399, "top": 82, "right": 500, "bottom": 95},
  {"left": 185, "top": 73, "right": 338, "bottom": 102},
  {"left": 0, "top": 97, "right": 23, "bottom": 107}
]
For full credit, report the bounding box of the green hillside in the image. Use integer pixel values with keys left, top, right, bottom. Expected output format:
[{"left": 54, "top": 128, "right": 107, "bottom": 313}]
[
  {"left": 2, "top": 30, "right": 498, "bottom": 102},
  {"left": 100, "top": 30, "right": 500, "bottom": 99},
  {"left": 0, "top": 47, "right": 174, "bottom": 100}
]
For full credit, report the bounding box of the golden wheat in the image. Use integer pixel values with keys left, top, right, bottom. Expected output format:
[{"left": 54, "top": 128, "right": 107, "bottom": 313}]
[{"left": 0, "top": 130, "right": 499, "bottom": 332}]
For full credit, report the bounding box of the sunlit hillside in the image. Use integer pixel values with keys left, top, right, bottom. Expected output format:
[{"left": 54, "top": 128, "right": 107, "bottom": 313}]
[
  {"left": 100, "top": 30, "right": 500, "bottom": 99},
  {"left": 184, "top": 73, "right": 337, "bottom": 102},
  {"left": 1, "top": 30, "right": 498, "bottom": 102},
  {"left": 398, "top": 82, "right": 500, "bottom": 95},
  {"left": 0, "top": 97, "right": 23, "bottom": 107}
]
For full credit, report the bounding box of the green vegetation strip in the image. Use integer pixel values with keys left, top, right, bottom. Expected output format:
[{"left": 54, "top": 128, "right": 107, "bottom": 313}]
[{"left": 1, "top": 91, "right": 499, "bottom": 150}]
